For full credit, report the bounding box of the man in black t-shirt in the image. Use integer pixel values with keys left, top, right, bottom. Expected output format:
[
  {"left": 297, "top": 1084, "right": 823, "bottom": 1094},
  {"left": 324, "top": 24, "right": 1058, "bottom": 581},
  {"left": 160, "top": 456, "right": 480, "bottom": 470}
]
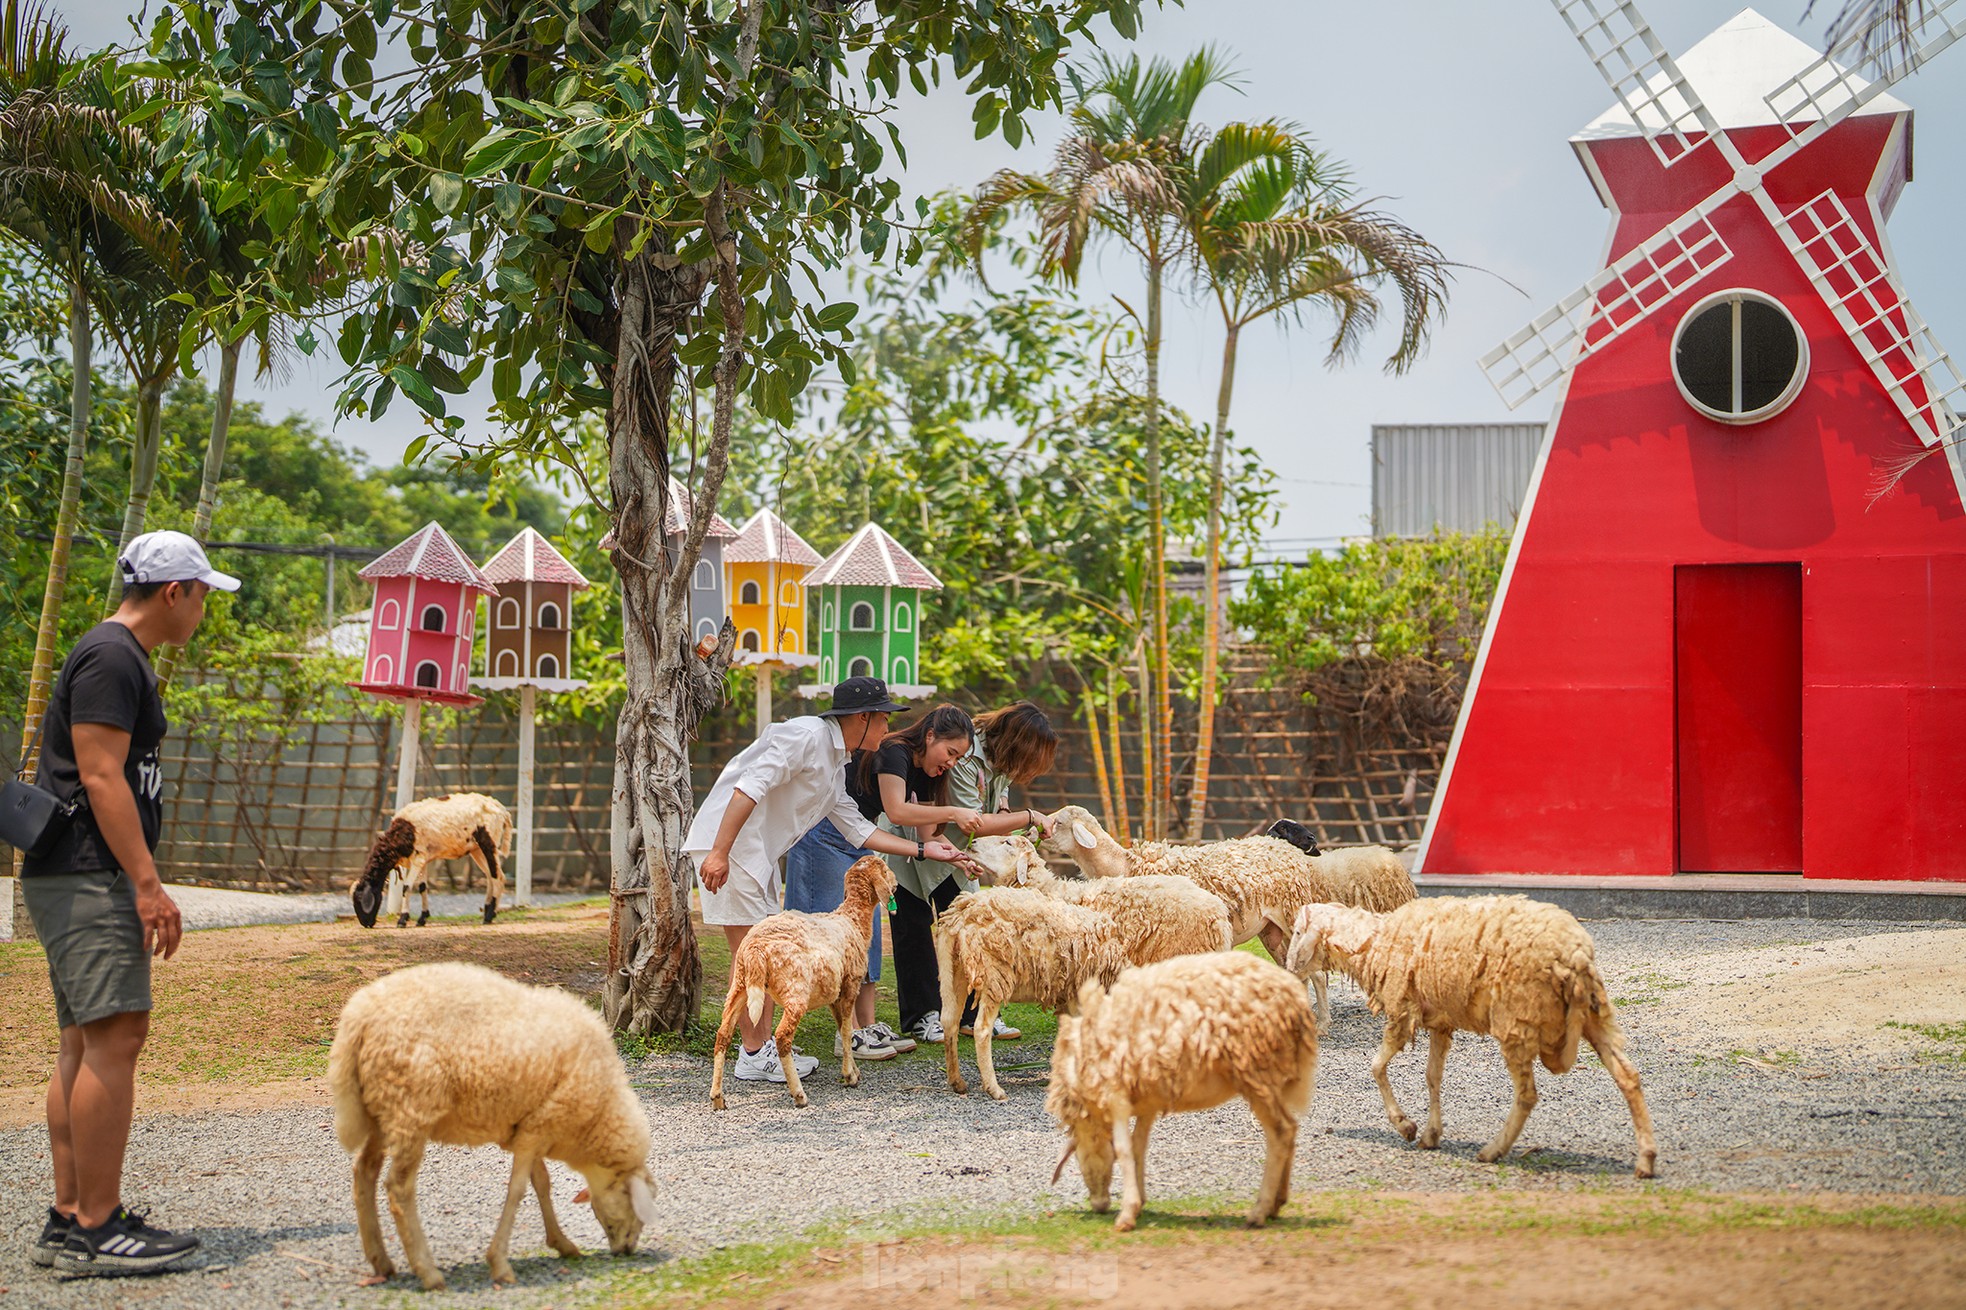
[{"left": 19, "top": 530, "right": 237, "bottom": 1278}]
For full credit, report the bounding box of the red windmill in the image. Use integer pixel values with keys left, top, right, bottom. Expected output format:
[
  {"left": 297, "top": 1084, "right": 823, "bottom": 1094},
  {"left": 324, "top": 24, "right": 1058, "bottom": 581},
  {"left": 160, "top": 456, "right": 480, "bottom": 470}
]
[{"left": 1420, "top": 5, "right": 1966, "bottom": 881}]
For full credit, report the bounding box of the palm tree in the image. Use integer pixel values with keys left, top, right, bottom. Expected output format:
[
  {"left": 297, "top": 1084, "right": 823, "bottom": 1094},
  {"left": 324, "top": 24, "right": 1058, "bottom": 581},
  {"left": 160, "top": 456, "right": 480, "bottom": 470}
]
[
  {"left": 965, "top": 49, "right": 1237, "bottom": 839},
  {"left": 1179, "top": 125, "right": 1453, "bottom": 840}
]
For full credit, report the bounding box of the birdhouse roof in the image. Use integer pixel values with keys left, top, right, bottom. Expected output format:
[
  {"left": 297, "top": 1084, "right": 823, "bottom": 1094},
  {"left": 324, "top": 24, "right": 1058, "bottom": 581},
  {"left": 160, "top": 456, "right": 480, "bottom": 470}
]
[
  {"left": 1573, "top": 8, "right": 1909, "bottom": 143},
  {"left": 664, "top": 477, "right": 739, "bottom": 540},
  {"left": 807, "top": 523, "right": 942, "bottom": 591},
  {"left": 726, "top": 509, "right": 823, "bottom": 567},
  {"left": 481, "top": 527, "right": 590, "bottom": 589},
  {"left": 358, "top": 522, "right": 493, "bottom": 590}
]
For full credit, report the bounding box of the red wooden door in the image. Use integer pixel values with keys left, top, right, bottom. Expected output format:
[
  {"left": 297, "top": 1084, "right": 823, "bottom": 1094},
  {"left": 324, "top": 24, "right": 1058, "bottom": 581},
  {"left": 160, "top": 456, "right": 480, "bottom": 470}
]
[{"left": 1675, "top": 564, "right": 1804, "bottom": 872}]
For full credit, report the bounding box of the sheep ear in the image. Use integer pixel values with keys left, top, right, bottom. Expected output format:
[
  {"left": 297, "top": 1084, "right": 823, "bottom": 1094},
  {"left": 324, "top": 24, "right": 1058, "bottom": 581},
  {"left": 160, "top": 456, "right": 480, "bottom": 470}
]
[
  {"left": 629, "top": 1173, "right": 658, "bottom": 1225},
  {"left": 1072, "top": 820, "right": 1100, "bottom": 850},
  {"left": 572, "top": 1187, "right": 591, "bottom": 1204},
  {"left": 1051, "top": 1138, "right": 1078, "bottom": 1185}
]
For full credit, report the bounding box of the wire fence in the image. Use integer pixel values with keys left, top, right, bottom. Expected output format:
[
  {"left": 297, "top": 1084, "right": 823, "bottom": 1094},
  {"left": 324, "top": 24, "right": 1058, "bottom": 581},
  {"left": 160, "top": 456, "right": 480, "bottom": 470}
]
[{"left": 4, "top": 650, "right": 1448, "bottom": 891}]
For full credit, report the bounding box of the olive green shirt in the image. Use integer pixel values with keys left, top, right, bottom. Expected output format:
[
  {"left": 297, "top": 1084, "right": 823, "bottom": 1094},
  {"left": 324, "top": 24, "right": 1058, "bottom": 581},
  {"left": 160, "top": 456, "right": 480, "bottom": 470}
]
[{"left": 884, "top": 732, "right": 1013, "bottom": 901}]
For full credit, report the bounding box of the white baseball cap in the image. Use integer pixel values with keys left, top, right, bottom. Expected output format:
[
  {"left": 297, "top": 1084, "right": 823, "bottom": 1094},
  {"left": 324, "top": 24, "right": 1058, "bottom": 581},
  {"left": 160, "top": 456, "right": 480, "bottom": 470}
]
[{"left": 118, "top": 530, "right": 242, "bottom": 592}]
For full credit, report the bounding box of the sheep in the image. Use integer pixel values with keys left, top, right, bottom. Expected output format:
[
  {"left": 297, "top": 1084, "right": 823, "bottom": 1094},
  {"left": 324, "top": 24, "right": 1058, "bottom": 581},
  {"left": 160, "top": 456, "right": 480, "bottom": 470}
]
[
  {"left": 932, "top": 886, "right": 1130, "bottom": 1102},
  {"left": 328, "top": 962, "right": 658, "bottom": 1291},
  {"left": 960, "top": 835, "right": 1232, "bottom": 965},
  {"left": 1268, "top": 818, "right": 1419, "bottom": 914},
  {"left": 709, "top": 853, "right": 896, "bottom": 1110},
  {"left": 1046, "top": 951, "right": 1319, "bottom": 1232},
  {"left": 351, "top": 792, "right": 513, "bottom": 929},
  {"left": 1287, "top": 896, "right": 1658, "bottom": 1178}
]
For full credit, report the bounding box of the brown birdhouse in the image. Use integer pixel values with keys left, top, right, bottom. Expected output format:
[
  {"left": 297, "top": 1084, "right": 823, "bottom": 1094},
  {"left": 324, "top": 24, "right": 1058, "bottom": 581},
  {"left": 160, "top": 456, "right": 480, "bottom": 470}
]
[{"left": 478, "top": 527, "right": 590, "bottom": 688}]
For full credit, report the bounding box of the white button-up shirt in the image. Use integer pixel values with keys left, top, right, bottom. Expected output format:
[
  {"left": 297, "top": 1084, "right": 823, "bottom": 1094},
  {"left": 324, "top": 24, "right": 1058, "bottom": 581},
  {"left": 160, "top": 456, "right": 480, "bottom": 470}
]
[{"left": 682, "top": 715, "right": 879, "bottom": 879}]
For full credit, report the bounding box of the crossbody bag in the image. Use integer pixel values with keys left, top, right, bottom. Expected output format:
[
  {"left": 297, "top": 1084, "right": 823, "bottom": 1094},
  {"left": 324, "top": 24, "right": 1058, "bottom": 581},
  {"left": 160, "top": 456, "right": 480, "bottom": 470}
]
[{"left": 0, "top": 713, "right": 89, "bottom": 859}]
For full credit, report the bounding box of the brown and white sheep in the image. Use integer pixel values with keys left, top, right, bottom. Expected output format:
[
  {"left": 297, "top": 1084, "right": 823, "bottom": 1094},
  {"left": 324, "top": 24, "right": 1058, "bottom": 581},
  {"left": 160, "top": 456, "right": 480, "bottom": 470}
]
[
  {"left": 1288, "top": 896, "right": 1658, "bottom": 1178},
  {"left": 709, "top": 853, "right": 896, "bottom": 1110},
  {"left": 329, "top": 962, "right": 658, "bottom": 1291},
  {"left": 351, "top": 792, "right": 513, "bottom": 928},
  {"left": 961, "top": 835, "right": 1232, "bottom": 966},
  {"left": 933, "top": 886, "right": 1130, "bottom": 1102},
  {"left": 1047, "top": 951, "right": 1319, "bottom": 1232}
]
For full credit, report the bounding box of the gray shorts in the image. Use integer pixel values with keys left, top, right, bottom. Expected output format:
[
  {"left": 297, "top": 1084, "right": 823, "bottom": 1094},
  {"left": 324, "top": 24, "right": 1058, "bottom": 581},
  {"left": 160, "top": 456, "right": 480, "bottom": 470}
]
[{"left": 23, "top": 869, "right": 152, "bottom": 1030}]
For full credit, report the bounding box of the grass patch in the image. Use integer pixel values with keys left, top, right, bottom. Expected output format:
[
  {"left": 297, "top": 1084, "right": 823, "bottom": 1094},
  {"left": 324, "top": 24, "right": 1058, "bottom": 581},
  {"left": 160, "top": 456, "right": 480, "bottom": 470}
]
[
  {"left": 1884, "top": 1021, "right": 1966, "bottom": 1065},
  {"left": 1612, "top": 969, "right": 1691, "bottom": 1007}
]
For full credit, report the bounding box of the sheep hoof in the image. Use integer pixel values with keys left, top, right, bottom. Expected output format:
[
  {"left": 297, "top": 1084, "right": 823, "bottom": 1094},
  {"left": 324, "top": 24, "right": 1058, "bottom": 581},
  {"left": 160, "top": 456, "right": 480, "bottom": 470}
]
[
  {"left": 1395, "top": 1119, "right": 1418, "bottom": 1142},
  {"left": 1113, "top": 1213, "right": 1137, "bottom": 1233},
  {"left": 1635, "top": 1154, "right": 1658, "bottom": 1180},
  {"left": 550, "top": 1240, "right": 582, "bottom": 1258},
  {"left": 490, "top": 1263, "right": 516, "bottom": 1286},
  {"left": 416, "top": 911, "right": 430, "bottom": 927},
  {"left": 482, "top": 902, "right": 496, "bottom": 924},
  {"left": 1417, "top": 1127, "right": 1442, "bottom": 1150},
  {"left": 986, "top": 1085, "right": 1008, "bottom": 1103},
  {"left": 841, "top": 1071, "right": 859, "bottom": 1087},
  {"left": 396, "top": 913, "right": 410, "bottom": 929},
  {"left": 710, "top": 1094, "right": 727, "bottom": 1111},
  {"left": 417, "top": 1271, "right": 448, "bottom": 1292},
  {"left": 1244, "top": 1212, "right": 1269, "bottom": 1229},
  {"left": 949, "top": 1078, "right": 969, "bottom": 1096},
  {"left": 1476, "top": 1145, "right": 1506, "bottom": 1164},
  {"left": 791, "top": 1092, "right": 808, "bottom": 1108}
]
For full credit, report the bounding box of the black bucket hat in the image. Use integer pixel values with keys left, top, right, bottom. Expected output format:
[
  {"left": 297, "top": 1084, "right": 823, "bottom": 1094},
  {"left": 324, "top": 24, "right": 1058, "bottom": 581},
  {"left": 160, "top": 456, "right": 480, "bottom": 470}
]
[{"left": 818, "top": 675, "right": 906, "bottom": 717}]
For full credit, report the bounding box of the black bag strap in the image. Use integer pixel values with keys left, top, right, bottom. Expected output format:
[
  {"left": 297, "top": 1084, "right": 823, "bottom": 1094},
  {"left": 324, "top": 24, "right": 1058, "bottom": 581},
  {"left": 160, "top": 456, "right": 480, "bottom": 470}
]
[{"left": 14, "top": 711, "right": 48, "bottom": 785}]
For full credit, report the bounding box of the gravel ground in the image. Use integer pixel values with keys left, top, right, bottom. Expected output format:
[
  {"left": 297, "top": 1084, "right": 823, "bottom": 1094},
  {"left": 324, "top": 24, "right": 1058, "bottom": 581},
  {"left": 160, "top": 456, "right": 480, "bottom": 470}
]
[{"left": 3, "top": 917, "right": 1961, "bottom": 1309}]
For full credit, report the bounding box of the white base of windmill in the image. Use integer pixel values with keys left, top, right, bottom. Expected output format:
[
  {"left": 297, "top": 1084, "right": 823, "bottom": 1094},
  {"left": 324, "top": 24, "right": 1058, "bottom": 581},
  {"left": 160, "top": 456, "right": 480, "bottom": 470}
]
[{"left": 470, "top": 676, "right": 589, "bottom": 908}]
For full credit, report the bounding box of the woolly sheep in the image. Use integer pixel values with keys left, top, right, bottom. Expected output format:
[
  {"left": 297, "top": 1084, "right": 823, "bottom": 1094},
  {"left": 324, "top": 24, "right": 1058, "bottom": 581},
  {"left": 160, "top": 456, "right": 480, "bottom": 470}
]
[
  {"left": 329, "top": 962, "right": 658, "bottom": 1291},
  {"left": 709, "top": 853, "right": 897, "bottom": 1110},
  {"left": 1046, "top": 951, "right": 1319, "bottom": 1231},
  {"left": 961, "top": 835, "right": 1232, "bottom": 965},
  {"left": 351, "top": 792, "right": 513, "bottom": 928},
  {"left": 933, "top": 886, "right": 1130, "bottom": 1102},
  {"left": 1288, "top": 896, "right": 1658, "bottom": 1178}
]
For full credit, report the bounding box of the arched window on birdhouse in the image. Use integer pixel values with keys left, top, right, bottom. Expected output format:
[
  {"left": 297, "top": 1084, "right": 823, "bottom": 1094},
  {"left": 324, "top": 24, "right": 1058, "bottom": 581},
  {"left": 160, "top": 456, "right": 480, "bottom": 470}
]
[
  {"left": 849, "top": 602, "right": 876, "bottom": 631},
  {"left": 741, "top": 629, "right": 760, "bottom": 652},
  {"left": 892, "top": 658, "right": 911, "bottom": 684},
  {"left": 420, "top": 604, "right": 447, "bottom": 633},
  {"left": 496, "top": 597, "right": 520, "bottom": 628},
  {"left": 537, "top": 654, "right": 559, "bottom": 679},
  {"left": 414, "top": 660, "right": 442, "bottom": 689},
  {"left": 781, "top": 581, "right": 800, "bottom": 605},
  {"left": 697, "top": 617, "right": 717, "bottom": 643},
  {"left": 537, "top": 601, "right": 561, "bottom": 630},
  {"left": 848, "top": 656, "right": 873, "bottom": 678},
  {"left": 894, "top": 604, "right": 912, "bottom": 633},
  {"left": 739, "top": 580, "right": 760, "bottom": 605},
  {"left": 495, "top": 649, "right": 518, "bottom": 678},
  {"left": 378, "top": 599, "right": 400, "bottom": 631},
  {"left": 694, "top": 560, "right": 717, "bottom": 590}
]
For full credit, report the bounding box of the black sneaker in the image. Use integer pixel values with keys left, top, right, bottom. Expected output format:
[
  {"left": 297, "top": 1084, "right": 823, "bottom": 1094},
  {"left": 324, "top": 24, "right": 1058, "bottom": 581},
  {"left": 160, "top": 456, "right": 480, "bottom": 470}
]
[
  {"left": 30, "top": 1207, "right": 72, "bottom": 1268},
  {"left": 53, "top": 1207, "right": 199, "bottom": 1277}
]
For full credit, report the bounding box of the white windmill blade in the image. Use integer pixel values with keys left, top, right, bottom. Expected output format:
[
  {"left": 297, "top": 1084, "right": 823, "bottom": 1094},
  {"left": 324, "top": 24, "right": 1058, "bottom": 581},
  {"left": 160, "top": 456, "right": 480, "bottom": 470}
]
[
  {"left": 1480, "top": 207, "right": 1733, "bottom": 408},
  {"left": 1550, "top": 0, "right": 1725, "bottom": 167},
  {"left": 1768, "top": 188, "right": 1966, "bottom": 452},
  {"left": 1763, "top": 0, "right": 1965, "bottom": 145}
]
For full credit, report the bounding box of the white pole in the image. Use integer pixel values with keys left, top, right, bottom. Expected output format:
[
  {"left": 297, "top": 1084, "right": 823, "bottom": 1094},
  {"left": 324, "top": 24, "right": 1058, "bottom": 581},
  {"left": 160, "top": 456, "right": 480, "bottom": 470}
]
[
  {"left": 516, "top": 683, "right": 536, "bottom": 907},
  {"left": 387, "top": 698, "right": 422, "bottom": 915},
  {"left": 755, "top": 664, "right": 772, "bottom": 737}
]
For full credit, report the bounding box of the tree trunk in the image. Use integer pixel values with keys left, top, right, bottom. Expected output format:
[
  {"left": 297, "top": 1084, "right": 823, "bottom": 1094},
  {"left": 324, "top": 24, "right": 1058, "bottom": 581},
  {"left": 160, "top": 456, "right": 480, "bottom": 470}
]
[
  {"left": 103, "top": 375, "right": 166, "bottom": 617},
  {"left": 15, "top": 277, "right": 90, "bottom": 894},
  {"left": 1187, "top": 321, "right": 1239, "bottom": 841},
  {"left": 1143, "top": 246, "right": 1171, "bottom": 841},
  {"left": 1079, "top": 679, "right": 1116, "bottom": 833},
  {"left": 156, "top": 337, "right": 240, "bottom": 687},
  {"left": 600, "top": 247, "right": 734, "bottom": 1035}
]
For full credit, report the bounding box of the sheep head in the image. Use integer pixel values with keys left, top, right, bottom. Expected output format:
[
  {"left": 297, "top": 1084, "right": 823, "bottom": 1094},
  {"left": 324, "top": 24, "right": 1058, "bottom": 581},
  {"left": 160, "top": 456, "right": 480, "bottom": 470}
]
[
  {"left": 1267, "top": 817, "right": 1323, "bottom": 856},
  {"left": 965, "top": 835, "right": 1047, "bottom": 886},
  {"left": 1287, "top": 903, "right": 1380, "bottom": 978},
  {"left": 844, "top": 853, "right": 897, "bottom": 907},
  {"left": 574, "top": 1164, "right": 659, "bottom": 1255},
  {"left": 350, "top": 878, "right": 382, "bottom": 929},
  {"left": 1038, "top": 806, "right": 1124, "bottom": 878}
]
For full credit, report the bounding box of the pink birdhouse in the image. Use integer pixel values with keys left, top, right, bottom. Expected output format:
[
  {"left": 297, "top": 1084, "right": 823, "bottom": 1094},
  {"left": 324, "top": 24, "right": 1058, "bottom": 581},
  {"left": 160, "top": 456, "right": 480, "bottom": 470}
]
[{"left": 352, "top": 522, "right": 494, "bottom": 707}]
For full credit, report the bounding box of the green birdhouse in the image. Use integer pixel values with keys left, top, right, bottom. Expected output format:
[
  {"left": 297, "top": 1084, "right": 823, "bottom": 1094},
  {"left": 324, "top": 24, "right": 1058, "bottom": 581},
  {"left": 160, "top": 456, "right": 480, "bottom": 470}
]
[{"left": 807, "top": 523, "right": 942, "bottom": 694}]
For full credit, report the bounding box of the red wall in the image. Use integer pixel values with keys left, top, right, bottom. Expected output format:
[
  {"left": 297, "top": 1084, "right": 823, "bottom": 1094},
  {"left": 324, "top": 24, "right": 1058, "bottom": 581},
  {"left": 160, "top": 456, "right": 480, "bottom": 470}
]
[{"left": 1421, "top": 116, "right": 1966, "bottom": 880}]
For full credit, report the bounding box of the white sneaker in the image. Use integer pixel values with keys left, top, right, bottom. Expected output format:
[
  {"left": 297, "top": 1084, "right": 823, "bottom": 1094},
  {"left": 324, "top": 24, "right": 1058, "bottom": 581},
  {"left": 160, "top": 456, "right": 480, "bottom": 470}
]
[
  {"left": 734, "top": 1044, "right": 820, "bottom": 1082},
  {"left": 868, "top": 1021, "right": 917, "bottom": 1053},
  {"left": 910, "top": 1011, "right": 946, "bottom": 1044},
  {"left": 833, "top": 1025, "right": 898, "bottom": 1061},
  {"left": 961, "top": 1016, "right": 1023, "bottom": 1041}
]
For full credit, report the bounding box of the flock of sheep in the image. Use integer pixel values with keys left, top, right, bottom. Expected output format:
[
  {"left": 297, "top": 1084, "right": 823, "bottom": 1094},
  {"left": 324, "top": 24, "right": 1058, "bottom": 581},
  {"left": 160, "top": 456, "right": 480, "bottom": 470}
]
[{"left": 328, "top": 808, "right": 1657, "bottom": 1290}]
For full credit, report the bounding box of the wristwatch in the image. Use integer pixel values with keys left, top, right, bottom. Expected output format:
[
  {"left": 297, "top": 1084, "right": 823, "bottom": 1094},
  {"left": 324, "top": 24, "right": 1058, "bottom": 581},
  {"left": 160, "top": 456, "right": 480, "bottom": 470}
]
[{"left": 915, "top": 839, "right": 925, "bottom": 861}]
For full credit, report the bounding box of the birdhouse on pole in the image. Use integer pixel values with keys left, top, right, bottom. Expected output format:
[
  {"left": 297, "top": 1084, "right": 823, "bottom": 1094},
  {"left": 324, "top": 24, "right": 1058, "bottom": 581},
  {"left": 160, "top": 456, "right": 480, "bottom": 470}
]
[
  {"left": 804, "top": 523, "right": 942, "bottom": 697},
  {"left": 1419, "top": 6, "right": 1966, "bottom": 882},
  {"left": 352, "top": 522, "right": 492, "bottom": 707},
  {"left": 663, "top": 475, "right": 739, "bottom": 649},
  {"left": 725, "top": 509, "right": 822, "bottom": 658},
  {"left": 479, "top": 527, "right": 590, "bottom": 689}
]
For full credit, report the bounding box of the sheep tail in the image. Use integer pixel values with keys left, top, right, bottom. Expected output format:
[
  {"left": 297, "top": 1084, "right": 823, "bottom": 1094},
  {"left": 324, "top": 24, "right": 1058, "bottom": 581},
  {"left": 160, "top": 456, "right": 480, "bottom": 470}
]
[
  {"left": 327, "top": 1022, "right": 373, "bottom": 1153},
  {"left": 472, "top": 824, "right": 499, "bottom": 882},
  {"left": 745, "top": 986, "right": 769, "bottom": 1027}
]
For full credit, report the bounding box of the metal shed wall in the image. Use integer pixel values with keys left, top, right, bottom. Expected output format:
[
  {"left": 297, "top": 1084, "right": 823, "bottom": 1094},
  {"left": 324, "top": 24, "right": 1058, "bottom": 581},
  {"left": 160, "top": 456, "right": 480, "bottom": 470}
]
[{"left": 1371, "top": 422, "right": 1546, "bottom": 537}]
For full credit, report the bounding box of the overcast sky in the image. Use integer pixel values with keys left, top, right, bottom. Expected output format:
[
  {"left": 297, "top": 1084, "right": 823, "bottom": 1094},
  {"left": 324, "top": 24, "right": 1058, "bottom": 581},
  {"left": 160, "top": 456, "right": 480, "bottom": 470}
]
[{"left": 49, "top": 1, "right": 1966, "bottom": 553}]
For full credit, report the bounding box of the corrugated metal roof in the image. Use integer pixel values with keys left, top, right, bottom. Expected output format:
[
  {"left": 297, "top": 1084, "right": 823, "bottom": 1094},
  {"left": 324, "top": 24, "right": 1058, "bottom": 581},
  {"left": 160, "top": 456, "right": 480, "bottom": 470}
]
[
  {"left": 481, "top": 527, "right": 590, "bottom": 588},
  {"left": 358, "top": 522, "right": 494, "bottom": 589},
  {"left": 807, "top": 523, "right": 942, "bottom": 590},
  {"left": 1371, "top": 423, "right": 1546, "bottom": 537},
  {"left": 727, "top": 509, "right": 822, "bottom": 566}
]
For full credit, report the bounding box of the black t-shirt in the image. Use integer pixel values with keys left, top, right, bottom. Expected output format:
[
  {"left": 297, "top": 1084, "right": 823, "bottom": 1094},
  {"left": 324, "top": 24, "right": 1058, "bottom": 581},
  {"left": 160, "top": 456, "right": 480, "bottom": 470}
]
[
  {"left": 21, "top": 622, "right": 169, "bottom": 877},
  {"left": 843, "top": 754, "right": 884, "bottom": 824},
  {"left": 875, "top": 739, "right": 939, "bottom": 814}
]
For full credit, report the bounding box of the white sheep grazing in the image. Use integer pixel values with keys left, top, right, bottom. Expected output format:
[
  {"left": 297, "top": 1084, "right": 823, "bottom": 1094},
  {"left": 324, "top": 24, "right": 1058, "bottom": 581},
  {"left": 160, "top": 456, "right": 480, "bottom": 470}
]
[
  {"left": 351, "top": 792, "right": 514, "bottom": 929},
  {"left": 1288, "top": 897, "right": 1658, "bottom": 1178},
  {"left": 329, "top": 962, "right": 658, "bottom": 1291},
  {"left": 1046, "top": 951, "right": 1319, "bottom": 1232},
  {"left": 709, "top": 854, "right": 896, "bottom": 1110},
  {"left": 933, "top": 886, "right": 1130, "bottom": 1102},
  {"left": 961, "top": 835, "right": 1232, "bottom": 965}
]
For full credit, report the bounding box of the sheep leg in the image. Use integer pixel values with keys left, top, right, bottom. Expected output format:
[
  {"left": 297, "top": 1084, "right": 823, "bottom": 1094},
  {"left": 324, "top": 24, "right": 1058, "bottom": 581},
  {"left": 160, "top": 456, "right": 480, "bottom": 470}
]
[
  {"left": 775, "top": 1006, "right": 810, "bottom": 1108},
  {"left": 1371, "top": 1020, "right": 1419, "bottom": 1142},
  {"left": 384, "top": 1138, "right": 445, "bottom": 1291},
  {"left": 1110, "top": 1108, "right": 1142, "bottom": 1232},
  {"left": 1256, "top": 919, "right": 1290, "bottom": 966},
  {"left": 1477, "top": 1042, "right": 1540, "bottom": 1164},
  {"left": 352, "top": 1136, "right": 394, "bottom": 1278},
  {"left": 972, "top": 996, "right": 1007, "bottom": 1102},
  {"left": 531, "top": 1159, "right": 580, "bottom": 1257},
  {"left": 708, "top": 976, "right": 747, "bottom": 1110},
  {"left": 486, "top": 1150, "right": 533, "bottom": 1285},
  {"left": 1249, "top": 1094, "right": 1298, "bottom": 1225},
  {"left": 1310, "top": 970, "right": 1330, "bottom": 1034},
  {"left": 1418, "top": 1028, "right": 1452, "bottom": 1150},
  {"left": 1129, "top": 1111, "right": 1156, "bottom": 1209},
  {"left": 417, "top": 880, "right": 430, "bottom": 927},
  {"left": 831, "top": 995, "right": 859, "bottom": 1088},
  {"left": 1588, "top": 1026, "right": 1659, "bottom": 1179},
  {"left": 940, "top": 958, "right": 971, "bottom": 1096},
  {"left": 469, "top": 837, "right": 501, "bottom": 924}
]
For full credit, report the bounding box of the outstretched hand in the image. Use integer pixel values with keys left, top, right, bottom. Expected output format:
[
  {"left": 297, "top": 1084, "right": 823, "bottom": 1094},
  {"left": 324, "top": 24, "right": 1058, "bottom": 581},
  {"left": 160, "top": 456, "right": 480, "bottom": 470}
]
[{"left": 922, "top": 839, "right": 963, "bottom": 864}]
